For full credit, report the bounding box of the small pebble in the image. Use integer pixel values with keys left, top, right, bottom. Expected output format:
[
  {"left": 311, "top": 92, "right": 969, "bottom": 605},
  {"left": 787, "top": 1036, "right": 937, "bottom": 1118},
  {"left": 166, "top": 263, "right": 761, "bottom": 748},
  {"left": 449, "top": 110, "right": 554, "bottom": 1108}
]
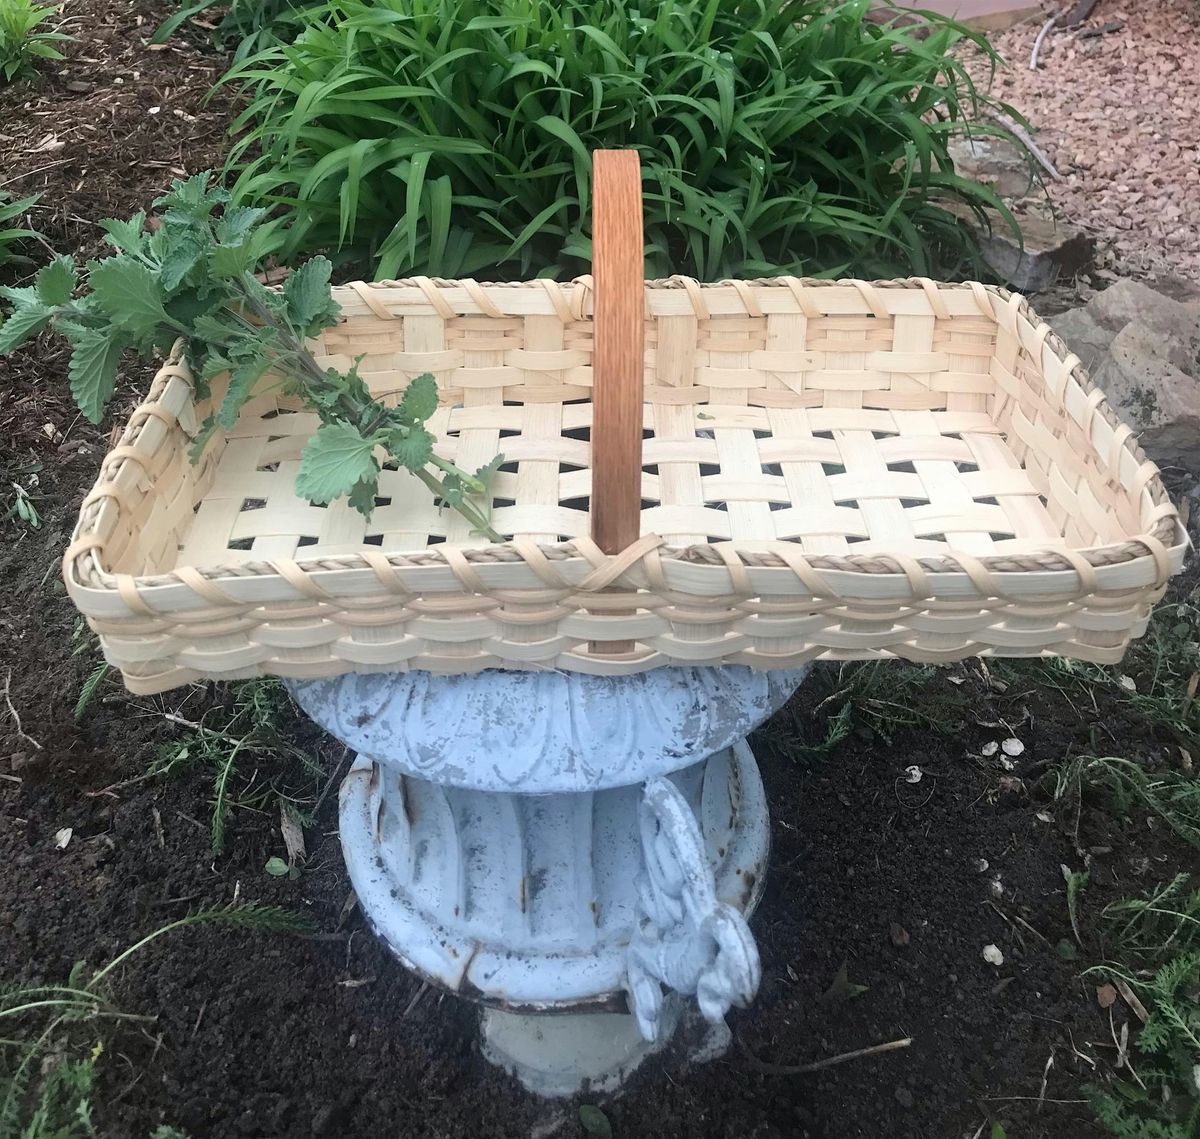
[{"left": 982, "top": 944, "right": 1005, "bottom": 967}]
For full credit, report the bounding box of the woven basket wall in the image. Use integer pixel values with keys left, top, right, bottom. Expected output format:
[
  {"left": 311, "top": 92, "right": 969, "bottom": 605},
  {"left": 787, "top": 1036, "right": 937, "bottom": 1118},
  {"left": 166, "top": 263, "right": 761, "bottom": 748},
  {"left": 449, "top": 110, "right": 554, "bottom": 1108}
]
[{"left": 64, "top": 276, "right": 1185, "bottom": 695}]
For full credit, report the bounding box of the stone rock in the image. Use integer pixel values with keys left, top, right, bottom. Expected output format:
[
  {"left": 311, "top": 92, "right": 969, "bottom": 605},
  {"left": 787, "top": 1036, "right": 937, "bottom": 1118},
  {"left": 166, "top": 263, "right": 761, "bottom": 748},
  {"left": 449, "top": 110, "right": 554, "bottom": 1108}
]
[
  {"left": 947, "top": 134, "right": 1038, "bottom": 200},
  {"left": 978, "top": 210, "right": 1095, "bottom": 292},
  {"left": 1049, "top": 279, "right": 1200, "bottom": 474}
]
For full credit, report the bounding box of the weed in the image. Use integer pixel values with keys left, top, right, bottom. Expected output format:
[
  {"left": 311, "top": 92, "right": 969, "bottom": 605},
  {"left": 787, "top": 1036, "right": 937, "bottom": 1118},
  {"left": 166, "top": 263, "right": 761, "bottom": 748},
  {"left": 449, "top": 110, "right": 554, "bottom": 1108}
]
[
  {"left": 154, "top": 0, "right": 303, "bottom": 61},
  {"left": 220, "top": 0, "right": 1025, "bottom": 281},
  {"left": 1048, "top": 755, "right": 1200, "bottom": 850},
  {"left": 72, "top": 663, "right": 110, "bottom": 723},
  {"left": 1100, "top": 874, "right": 1200, "bottom": 959},
  {"left": 1085, "top": 942, "right": 1200, "bottom": 1137},
  {"left": 0, "top": 191, "right": 42, "bottom": 269},
  {"left": 0, "top": 0, "right": 70, "bottom": 84},
  {"left": 757, "top": 660, "right": 968, "bottom": 759},
  {"left": 152, "top": 679, "right": 325, "bottom": 854},
  {"left": 0, "top": 903, "right": 309, "bottom": 1139},
  {"left": 1063, "top": 864, "right": 1089, "bottom": 947}
]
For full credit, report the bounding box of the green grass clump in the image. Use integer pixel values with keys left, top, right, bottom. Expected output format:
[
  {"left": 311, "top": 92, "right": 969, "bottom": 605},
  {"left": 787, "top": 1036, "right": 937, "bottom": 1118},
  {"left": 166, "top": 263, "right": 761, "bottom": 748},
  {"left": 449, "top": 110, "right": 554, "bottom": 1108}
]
[
  {"left": 220, "top": 0, "right": 1022, "bottom": 281},
  {"left": 154, "top": 0, "right": 307, "bottom": 62},
  {"left": 0, "top": 0, "right": 69, "bottom": 85},
  {"left": 0, "top": 192, "right": 42, "bottom": 271}
]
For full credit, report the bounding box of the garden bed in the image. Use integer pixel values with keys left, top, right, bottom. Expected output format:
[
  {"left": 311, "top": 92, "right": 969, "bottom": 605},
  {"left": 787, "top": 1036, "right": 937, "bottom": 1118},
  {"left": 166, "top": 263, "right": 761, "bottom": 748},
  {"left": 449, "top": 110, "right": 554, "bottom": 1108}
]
[{"left": 2, "top": 2, "right": 1197, "bottom": 1137}]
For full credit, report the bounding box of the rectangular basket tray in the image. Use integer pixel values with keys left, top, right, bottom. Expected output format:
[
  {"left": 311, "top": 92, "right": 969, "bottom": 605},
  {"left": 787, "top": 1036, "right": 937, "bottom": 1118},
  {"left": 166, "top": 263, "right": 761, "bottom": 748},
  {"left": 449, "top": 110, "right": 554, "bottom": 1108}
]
[{"left": 64, "top": 277, "right": 1185, "bottom": 694}]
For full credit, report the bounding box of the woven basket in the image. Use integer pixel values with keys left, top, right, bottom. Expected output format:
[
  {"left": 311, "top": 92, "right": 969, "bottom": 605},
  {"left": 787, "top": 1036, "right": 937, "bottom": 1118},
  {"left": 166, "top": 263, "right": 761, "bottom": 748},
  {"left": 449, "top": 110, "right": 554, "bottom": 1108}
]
[{"left": 64, "top": 153, "right": 1185, "bottom": 694}]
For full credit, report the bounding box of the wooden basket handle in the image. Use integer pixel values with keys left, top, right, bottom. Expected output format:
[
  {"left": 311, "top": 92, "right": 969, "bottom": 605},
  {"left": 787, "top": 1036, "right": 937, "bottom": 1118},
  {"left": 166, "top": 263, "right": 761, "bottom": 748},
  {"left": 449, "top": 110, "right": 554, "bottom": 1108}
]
[{"left": 590, "top": 150, "right": 645, "bottom": 557}]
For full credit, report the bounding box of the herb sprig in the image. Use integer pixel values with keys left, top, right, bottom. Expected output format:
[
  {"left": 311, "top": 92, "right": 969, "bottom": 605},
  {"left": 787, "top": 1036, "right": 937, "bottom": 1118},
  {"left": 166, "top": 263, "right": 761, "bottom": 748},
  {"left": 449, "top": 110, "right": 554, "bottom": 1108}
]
[{"left": 0, "top": 172, "right": 502, "bottom": 540}]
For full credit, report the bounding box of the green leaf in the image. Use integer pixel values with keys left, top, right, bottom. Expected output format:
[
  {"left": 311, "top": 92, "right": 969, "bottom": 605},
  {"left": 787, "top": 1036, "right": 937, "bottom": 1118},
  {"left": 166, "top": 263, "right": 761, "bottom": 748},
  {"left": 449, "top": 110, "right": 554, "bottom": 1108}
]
[
  {"left": 35, "top": 255, "right": 76, "bottom": 306},
  {"left": 208, "top": 243, "right": 256, "bottom": 279},
  {"left": 296, "top": 422, "right": 380, "bottom": 505},
  {"left": 820, "top": 960, "right": 869, "bottom": 1004},
  {"left": 215, "top": 204, "right": 266, "bottom": 245},
  {"left": 86, "top": 258, "right": 171, "bottom": 340},
  {"left": 192, "top": 312, "right": 236, "bottom": 347},
  {"left": 347, "top": 478, "right": 377, "bottom": 518},
  {"left": 160, "top": 224, "right": 209, "bottom": 291},
  {"left": 386, "top": 425, "right": 433, "bottom": 471},
  {"left": 0, "top": 301, "right": 53, "bottom": 353},
  {"left": 187, "top": 415, "right": 220, "bottom": 464},
  {"left": 474, "top": 454, "right": 504, "bottom": 487},
  {"left": 98, "top": 213, "right": 148, "bottom": 255},
  {"left": 398, "top": 374, "right": 439, "bottom": 424},
  {"left": 283, "top": 256, "right": 338, "bottom": 334},
  {"left": 578, "top": 1106, "right": 612, "bottom": 1139},
  {"left": 62, "top": 323, "right": 127, "bottom": 423},
  {"left": 264, "top": 856, "right": 289, "bottom": 877},
  {"left": 155, "top": 171, "right": 229, "bottom": 216},
  {"left": 217, "top": 359, "right": 271, "bottom": 429}
]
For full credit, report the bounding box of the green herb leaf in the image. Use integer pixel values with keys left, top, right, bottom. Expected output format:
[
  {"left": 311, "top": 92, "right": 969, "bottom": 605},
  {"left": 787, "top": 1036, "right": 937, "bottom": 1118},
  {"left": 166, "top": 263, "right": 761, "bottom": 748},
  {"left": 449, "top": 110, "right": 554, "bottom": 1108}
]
[
  {"left": 347, "top": 478, "right": 377, "bottom": 518},
  {"left": 386, "top": 425, "right": 434, "bottom": 471},
  {"left": 209, "top": 242, "right": 256, "bottom": 279},
  {"left": 217, "top": 359, "right": 272, "bottom": 429},
  {"left": 160, "top": 224, "right": 209, "bottom": 291},
  {"left": 216, "top": 204, "right": 266, "bottom": 245},
  {"left": 87, "top": 258, "right": 172, "bottom": 340},
  {"left": 398, "top": 373, "right": 439, "bottom": 424},
  {"left": 99, "top": 213, "right": 148, "bottom": 255},
  {"left": 0, "top": 301, "right": 53, "bottom": 353},
  {"left": 155, "top": 172, "right": 230, "bottom": 216},
  {"left": 35, "top": 255, "right": 77, "bottom": 306},
  {"left": 62, "top": 323, "right": 127, "bottom": 423},
  {"left": 188, "top": 416, "right": 220, "bottom": 464},
  {"left": 264, "top": 856, "right": 290, "bottom": 877},
  {"left": 296, "top": 422, "right": 380, "bottom": 505},
  {"left": 283, "top": 255, "right": 339, "bottom": 334}
]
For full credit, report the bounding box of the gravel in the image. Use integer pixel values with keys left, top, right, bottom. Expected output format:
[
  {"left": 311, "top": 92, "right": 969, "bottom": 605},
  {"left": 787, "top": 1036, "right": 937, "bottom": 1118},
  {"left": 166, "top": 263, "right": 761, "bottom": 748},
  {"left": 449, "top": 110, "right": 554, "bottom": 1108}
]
[{"left": 964, "top": 0, "right": 1200, "bottom": 281}]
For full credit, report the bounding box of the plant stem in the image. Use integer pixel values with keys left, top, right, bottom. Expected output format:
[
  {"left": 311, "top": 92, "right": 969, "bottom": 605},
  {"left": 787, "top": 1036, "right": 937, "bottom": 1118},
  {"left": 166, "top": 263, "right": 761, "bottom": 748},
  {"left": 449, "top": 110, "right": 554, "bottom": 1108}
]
[{"left": 414, "top": 469, "right": 503, "bottom": 542}]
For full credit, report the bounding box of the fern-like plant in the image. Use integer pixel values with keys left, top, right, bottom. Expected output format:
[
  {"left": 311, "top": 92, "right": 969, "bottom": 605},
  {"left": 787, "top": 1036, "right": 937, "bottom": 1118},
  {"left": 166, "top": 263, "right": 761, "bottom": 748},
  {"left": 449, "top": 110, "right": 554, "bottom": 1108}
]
[{"left": 1083, "top": 882, "right": 1200, "bottom": 1139}]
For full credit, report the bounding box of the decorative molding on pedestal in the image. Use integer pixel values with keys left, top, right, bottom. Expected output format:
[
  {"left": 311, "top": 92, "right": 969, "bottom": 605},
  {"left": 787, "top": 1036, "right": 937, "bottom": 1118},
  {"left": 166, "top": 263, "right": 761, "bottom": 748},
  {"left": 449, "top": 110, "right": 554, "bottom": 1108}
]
[
  {"left": 626, "top": 776, "right": 761, "bottom": 1045},
  {"left": 288, "top": 665, "right": 806, "bottom": 793}
]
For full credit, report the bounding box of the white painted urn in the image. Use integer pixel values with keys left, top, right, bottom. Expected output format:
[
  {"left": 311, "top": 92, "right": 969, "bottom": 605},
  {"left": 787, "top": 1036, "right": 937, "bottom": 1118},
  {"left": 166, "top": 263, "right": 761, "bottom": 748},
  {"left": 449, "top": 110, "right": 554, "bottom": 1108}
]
[{"left": 287, "top": 665, "right": 807, "bottom": 1096}]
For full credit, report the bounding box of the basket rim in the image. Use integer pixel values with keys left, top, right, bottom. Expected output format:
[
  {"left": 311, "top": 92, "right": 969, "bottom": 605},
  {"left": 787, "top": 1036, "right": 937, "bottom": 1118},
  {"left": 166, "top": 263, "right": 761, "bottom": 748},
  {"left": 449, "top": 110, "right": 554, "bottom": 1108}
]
[{"left": 63, "top": 275, "right": 1183, "bottom": 602}]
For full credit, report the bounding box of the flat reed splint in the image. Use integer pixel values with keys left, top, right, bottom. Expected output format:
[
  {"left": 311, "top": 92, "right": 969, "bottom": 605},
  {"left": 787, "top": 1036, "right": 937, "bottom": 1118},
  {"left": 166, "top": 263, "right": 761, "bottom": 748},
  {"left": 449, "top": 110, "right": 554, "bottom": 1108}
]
[{"left": 64, "top": 153, "right": 1185, "bottom": 693}]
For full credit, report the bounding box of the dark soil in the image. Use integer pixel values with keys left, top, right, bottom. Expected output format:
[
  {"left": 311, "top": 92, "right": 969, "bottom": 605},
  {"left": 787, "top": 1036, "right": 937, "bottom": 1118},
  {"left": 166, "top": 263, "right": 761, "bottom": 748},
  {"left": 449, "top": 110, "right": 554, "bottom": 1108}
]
[{"left": 0, "top": 4, "right": 1193, "bottom": 1137}]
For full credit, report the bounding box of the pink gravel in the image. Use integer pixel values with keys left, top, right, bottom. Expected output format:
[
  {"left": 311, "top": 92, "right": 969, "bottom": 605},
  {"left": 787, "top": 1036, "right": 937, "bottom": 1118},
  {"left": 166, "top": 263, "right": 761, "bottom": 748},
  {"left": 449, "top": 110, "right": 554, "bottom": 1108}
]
[{"left": 965, "top": 0, "right": 1200, "bottom": 281}]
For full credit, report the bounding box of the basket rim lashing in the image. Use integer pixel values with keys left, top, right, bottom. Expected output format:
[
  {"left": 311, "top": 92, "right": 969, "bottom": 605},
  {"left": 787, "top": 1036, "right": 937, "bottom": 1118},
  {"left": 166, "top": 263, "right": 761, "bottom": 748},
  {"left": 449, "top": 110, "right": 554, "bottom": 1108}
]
[{"left": 63, "top": 269, "right": 1185, "bottom": 693}]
